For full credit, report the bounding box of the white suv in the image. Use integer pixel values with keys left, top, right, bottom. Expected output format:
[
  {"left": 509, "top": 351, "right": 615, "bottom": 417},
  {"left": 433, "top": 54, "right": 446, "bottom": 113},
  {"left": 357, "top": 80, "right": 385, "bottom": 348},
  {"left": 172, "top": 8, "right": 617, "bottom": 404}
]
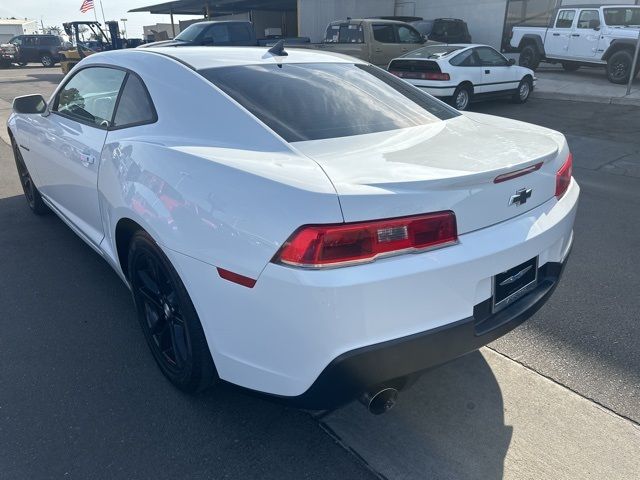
[{"left": 510, "top": 5, "right": 640, "bottom": 84}]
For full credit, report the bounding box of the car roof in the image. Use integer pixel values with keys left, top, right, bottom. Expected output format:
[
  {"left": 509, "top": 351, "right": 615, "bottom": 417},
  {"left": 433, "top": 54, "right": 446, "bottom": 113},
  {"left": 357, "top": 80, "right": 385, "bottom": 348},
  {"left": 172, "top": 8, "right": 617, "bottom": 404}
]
[
  {"left": 129, "top": 46, "right": 363, "bottom": 70},
  {"left": 329, "top": 18, "right": 412, "bottom": 25},
  {"left": 399, "top": 44, "right": 486, "bottom": 59}
]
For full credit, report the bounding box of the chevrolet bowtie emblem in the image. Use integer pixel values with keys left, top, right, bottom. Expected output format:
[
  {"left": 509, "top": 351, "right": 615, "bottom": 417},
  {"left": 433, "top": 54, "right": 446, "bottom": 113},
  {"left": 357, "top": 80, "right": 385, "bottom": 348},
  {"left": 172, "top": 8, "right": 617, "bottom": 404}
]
[{"left": 509, "top": 188, "right": 532, "bottom": 206}]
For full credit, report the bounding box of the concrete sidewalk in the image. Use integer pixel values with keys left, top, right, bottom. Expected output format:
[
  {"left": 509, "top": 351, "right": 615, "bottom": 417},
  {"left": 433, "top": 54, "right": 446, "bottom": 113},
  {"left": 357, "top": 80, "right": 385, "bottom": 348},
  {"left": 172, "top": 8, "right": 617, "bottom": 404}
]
[
  {"left": 322, "top": 348, "right": 640, "bottom": 480},
  {"left": 533, "top": 64, "right": 640, "bottom": 106}
]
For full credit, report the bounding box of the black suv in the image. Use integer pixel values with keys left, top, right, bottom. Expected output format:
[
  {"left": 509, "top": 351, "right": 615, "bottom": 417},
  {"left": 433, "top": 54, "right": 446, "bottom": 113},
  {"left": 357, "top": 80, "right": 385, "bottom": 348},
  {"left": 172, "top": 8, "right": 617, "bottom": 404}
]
[
  {"left": 411, "top": 18, "right": 472, "bottom": 44},
  {"left": 8, "top": 34, "right": 62, "bottom": 67}
]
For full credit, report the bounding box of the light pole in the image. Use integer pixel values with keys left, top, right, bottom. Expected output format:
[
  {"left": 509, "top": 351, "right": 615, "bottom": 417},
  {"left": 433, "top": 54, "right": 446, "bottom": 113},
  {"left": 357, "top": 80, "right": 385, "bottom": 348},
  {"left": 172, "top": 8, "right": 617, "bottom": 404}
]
[
  {"left": 120, "top": 18, "right": 128, "bottom": 39},
  {"left": 627, "top": 27, "right": 640, "bottom": 96}
]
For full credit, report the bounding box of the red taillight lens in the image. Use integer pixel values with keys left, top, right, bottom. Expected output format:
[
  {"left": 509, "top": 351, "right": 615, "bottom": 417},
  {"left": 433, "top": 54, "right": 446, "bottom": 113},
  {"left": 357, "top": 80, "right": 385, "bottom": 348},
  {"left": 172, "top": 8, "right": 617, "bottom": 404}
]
[
  {"left": 555, "top": 153, "right": 573, "bottom": 199},
  {"left": 424, "top": 72, "right": 450, "bottom": 80},
  {"left": 273, "top": 212, "right": 458, "bottom": 268}
]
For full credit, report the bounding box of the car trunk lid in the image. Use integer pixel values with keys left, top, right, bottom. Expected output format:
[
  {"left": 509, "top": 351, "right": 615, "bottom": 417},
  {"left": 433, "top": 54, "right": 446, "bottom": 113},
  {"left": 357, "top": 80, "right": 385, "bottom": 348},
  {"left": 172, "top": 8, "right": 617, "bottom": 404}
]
[{"left": 292, "top": 114, "right": 563, "bottom": 234}]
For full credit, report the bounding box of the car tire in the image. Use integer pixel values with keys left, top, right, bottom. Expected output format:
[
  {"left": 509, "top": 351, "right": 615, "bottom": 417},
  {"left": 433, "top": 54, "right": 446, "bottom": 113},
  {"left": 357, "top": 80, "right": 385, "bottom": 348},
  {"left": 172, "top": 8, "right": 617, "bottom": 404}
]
[
  {"left": 562, "top": 62, "right": 580, "bottom": 72},
  {"left": 128, "top": 230, "right": 217, "bottom": 393},
  {"left": 518, "top": 45, "right": 540, "bottom": 71},
  {"left": 512, "top": 77, "right": 533, "bottom": 104},
  {"left": 40, "top": 54, "right": 54, "bottom": 67},
  {"left": 451, "top": 84, "right": 472, "bottom": 111},
  {"left": 606, "top": 50, "right": 637, "bottom": 84},
  {"left": 11, "top": 135, "right": 49, "bottom": 215}
]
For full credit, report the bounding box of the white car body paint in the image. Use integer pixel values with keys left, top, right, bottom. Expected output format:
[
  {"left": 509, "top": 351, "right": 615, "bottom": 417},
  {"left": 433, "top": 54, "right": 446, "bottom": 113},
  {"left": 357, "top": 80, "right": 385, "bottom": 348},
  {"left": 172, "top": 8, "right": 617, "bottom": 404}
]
[
  {"left": 8, "top": 46, "right": 578, "bottom": 400},
  {"left": 388, "top": 44, "right": 536, "bottom": 101}
]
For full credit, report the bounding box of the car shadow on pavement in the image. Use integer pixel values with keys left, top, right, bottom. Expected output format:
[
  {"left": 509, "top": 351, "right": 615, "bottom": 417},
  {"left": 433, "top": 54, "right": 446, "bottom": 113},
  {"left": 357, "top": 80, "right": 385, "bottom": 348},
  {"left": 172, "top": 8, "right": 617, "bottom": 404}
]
[
  {"left": 0, "top": 194, "right": 373, "bottom": 480},
  {"left": 322, "top": 351, "right": 513, "bottom": 480}
]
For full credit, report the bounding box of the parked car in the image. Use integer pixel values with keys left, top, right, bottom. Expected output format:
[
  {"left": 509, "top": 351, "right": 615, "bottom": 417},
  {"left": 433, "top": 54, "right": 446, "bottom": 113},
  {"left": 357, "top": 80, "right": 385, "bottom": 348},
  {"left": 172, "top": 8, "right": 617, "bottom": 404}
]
[
  {"left": 510, "top": 5, "right": 640, "bottom": 84},
  {"left": 140, "top": 20, "right": 308, "bottom": 48},
  {"left": 389, "top": 44, "right": 535, "bottom": 110},
  {"left": 8, "top": 46, "right": 578, "bottom": 413},
  {"left": 302, "top": 18, "right": 429, "bottom": 67},
  {"left": 0, "top": 42, "right": 19, "bottom": 68},
  {"left": 7, "top": 34, "right": 62, "bottom": 67},
  {"left": 411, "top": 18, "right": 473, "bottom": 44}
]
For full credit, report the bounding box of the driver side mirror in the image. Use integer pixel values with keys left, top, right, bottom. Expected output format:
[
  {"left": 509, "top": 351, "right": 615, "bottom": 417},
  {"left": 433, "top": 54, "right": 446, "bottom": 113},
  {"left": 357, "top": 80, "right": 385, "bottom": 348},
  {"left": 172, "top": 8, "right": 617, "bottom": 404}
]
[
  {"left": 421, "top": 34, "right": 428, "bottom": 44},
  {"left": 589, "top": 19, "right": 601, "bottom": 30},
  {"left": 508, "top": 58, "right": 516, "bottom": 66},
  {"left": 13, "top": 94, "right": 47, "bottom": 114}
]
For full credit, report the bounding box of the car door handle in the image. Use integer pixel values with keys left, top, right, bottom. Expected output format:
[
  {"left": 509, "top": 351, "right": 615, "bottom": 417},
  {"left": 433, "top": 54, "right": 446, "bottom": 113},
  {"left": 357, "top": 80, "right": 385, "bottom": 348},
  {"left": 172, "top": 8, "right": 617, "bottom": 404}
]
[
  {"left": 552, "top": 33, "right": 560, "bottom": 36},
  {"left": 374, "top": 48, "right": 382, "bottom": 52},
  {"left": 79, "top": 153, "right": 95, "bottom": 166},
  {"left": 572, "top": 33, "right": 580, "bottom": 37},
  {"left": 485, "top": 69, "right": 491, "bottom": 74}
]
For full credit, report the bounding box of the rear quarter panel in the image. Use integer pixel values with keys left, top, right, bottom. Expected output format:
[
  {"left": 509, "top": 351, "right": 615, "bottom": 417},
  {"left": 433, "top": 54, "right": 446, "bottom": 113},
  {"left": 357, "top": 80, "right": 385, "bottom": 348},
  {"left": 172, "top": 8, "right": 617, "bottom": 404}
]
[{"left": 90, "top": 51, "right": 344, "bottom": 281}]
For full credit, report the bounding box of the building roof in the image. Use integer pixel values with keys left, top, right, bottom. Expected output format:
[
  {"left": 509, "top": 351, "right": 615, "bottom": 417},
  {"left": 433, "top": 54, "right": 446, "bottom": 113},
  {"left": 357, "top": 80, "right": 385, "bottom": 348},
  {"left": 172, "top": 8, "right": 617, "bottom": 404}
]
[
  {"left": 129, "top": 0, "right": 295, "bottom": 16},
  {"left": 0, "top": 19, "right": 36, "bottom": 25}
]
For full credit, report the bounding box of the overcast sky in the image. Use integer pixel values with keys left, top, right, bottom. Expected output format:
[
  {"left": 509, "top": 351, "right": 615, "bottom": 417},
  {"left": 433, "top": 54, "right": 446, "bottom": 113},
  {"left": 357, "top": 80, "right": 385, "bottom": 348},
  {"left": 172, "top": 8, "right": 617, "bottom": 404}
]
[{"left": 0, "top": 0, "right": 201, "bottom": 38}]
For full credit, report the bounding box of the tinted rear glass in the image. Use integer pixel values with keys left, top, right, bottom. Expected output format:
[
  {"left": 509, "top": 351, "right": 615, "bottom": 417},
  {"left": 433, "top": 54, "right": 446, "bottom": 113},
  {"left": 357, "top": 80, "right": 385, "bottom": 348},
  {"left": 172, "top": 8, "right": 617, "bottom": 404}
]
[
  {"left": 198, "top": 63, "right": 458, "bottom": 142},
  {"left": 402, "top": 45, "right": 464, "bottom": 58}
]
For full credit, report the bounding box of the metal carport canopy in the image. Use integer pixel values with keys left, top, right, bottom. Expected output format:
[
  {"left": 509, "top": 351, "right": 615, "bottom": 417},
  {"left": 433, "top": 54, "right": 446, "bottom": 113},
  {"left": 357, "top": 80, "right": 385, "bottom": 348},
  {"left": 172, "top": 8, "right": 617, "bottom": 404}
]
[{"left": 128, "top": 0, "right": 296, "bottom": 16}]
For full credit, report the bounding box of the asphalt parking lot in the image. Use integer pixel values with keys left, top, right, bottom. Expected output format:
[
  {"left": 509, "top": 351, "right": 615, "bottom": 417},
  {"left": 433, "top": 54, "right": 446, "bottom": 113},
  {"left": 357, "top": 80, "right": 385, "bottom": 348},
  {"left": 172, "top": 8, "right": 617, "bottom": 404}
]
[{"left": 1, "top": 66, "right": 639, "bottom": 479}]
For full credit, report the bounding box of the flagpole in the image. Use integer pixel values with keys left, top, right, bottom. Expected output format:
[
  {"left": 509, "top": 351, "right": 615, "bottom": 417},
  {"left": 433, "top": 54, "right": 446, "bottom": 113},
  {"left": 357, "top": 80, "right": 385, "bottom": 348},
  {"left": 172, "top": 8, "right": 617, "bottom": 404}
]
[{"left": 98, "top": 0, "right": 107, "bottom": 25}]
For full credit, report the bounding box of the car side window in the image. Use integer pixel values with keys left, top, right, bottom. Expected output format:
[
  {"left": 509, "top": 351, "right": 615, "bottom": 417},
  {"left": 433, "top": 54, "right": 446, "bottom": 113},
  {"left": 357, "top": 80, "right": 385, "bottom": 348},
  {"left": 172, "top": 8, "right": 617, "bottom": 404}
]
[
  {"left": 476, "top": 47, "right": 508, "bottom": 67},
  {"left": 10, "top": 36, "right": 23, "bottom": 45},
  {"left": 23, "top": 37, "right": 37, "bottom": 47},
  {"left": 202, "top": 24, "right": 229, "bottom": 44},
  {"left": 450, "top": 49, "right": 478, "bottom": 67},
  {"left": 53, "top": 67, "right": 126, "bottom": 128},
  {"left": 113, "top": 73, "right": 157, "bottom": 128},
  {"left": 396, "top": 25, "right": 422, "bottom": 43},
  {"left": 577, "top": 10, "right": 599, "bottom": 29},
  {"left": 372, "top": 24, "right": 396, "bottom": 43},
  {"left": 555, "top": 10, "right": 576, "bottom": 28}
]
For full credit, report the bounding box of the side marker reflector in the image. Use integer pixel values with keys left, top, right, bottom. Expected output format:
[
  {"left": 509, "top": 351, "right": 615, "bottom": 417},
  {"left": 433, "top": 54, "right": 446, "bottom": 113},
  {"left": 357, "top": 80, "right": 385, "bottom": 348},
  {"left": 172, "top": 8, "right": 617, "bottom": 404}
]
[{"left": 217, "top": 268, "right": 257, "bottom": 288}]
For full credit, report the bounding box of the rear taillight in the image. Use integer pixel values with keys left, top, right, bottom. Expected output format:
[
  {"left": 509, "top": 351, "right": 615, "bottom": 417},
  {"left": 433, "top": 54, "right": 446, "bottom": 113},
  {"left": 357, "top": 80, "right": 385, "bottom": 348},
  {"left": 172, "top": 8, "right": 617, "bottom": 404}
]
[
  {"left": 389, "top": 71, "right": 450, "bottom": 81},
  {"left": 273, "top": 212, "right": 458, "bottom": 268},
  {"left": 555, "top": 153, "right": 573, "bottom": 199}
]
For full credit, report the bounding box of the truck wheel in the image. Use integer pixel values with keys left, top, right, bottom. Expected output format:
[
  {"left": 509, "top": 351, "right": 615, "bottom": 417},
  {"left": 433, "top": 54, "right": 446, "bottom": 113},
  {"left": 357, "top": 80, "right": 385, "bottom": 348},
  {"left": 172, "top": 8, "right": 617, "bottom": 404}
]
[
  {"left": 451, "top": 84, "right": 472, "bottom": 111},
  {"left": 606, "top": 50, "right": 636, "bottom": 84},
  {"left": 562, "top": 62, "right": 580, "bottom": 72},
  {"left": 519, "top": 45, "right": 540, "bottom": 71},
  {"left": 40, "top": 54, "right": 54, "bottom": 67}
]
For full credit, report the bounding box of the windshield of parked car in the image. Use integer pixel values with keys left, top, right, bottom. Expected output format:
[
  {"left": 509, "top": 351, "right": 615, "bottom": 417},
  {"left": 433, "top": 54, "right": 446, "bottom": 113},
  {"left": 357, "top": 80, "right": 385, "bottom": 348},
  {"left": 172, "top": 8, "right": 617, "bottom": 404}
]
[
  {"left": 402, "top": 45, "right": 464, "bottom": 58},
  {"left": 174, "top": 23, "right": 207, "bottom": 42},
  {"left": 410, "top": 20, "right": 434, "bottom": 36},
  {"left": 604, "top": 7, "right": 640, "bottom": 26},
  {"left": 198, "top": 63, "right": 459, "bottom": 142}
]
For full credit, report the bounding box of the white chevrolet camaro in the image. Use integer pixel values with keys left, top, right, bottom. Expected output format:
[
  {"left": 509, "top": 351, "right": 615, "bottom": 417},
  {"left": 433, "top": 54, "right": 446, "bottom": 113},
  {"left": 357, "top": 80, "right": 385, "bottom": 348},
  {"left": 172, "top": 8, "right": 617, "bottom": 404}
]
[
  {"left": 8, "top": 45, "right": 578, "bottom": 413},
  {"left": 389, "top": 44, "right": 536, "bottom": 110}
]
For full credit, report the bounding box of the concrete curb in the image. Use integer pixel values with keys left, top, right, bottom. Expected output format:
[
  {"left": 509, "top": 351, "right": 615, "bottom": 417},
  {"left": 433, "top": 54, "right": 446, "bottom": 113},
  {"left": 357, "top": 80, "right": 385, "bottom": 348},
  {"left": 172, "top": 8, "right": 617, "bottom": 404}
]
[{"left": 532, "top": 90, "right": 640, "bottom": 106}]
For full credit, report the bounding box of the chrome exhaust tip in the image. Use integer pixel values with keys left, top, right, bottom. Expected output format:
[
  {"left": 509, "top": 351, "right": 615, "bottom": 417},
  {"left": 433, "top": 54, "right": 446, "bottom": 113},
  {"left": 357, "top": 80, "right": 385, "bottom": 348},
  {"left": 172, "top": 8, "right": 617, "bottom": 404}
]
[{"left": 360, "top": 387, "right": 398, "bottom": 415}]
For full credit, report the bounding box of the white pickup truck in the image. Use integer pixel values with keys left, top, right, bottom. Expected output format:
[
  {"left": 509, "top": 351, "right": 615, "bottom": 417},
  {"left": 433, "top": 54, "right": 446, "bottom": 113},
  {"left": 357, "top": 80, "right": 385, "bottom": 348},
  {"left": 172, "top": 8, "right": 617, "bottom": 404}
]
[{"left": 510, "top": 5, "right": 640, "bottom": 84}]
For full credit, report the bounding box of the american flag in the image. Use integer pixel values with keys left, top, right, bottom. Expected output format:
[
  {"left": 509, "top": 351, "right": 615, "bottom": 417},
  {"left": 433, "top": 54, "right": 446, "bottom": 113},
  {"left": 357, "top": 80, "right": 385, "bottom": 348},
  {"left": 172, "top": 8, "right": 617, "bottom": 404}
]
[{"left": 80, "top": 0, "right": 94, "bottom": 13}]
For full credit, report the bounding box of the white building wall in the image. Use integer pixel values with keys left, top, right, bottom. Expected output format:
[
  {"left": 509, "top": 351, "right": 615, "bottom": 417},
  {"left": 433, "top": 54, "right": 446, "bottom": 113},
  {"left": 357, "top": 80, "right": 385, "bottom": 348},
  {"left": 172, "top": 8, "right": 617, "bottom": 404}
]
[
  {"left": 297, "top": 0, "right": 395, "bottom": 42},
  {"left": 0, "top": 20, "right": 38, "bottom": 43}
]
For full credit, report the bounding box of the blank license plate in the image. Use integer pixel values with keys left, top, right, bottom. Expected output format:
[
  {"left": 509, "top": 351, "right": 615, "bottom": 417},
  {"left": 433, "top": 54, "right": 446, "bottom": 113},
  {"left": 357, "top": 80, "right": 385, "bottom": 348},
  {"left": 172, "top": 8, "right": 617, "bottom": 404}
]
[{"left": 492, "top": 257, "right": 538, "bottom": 313}]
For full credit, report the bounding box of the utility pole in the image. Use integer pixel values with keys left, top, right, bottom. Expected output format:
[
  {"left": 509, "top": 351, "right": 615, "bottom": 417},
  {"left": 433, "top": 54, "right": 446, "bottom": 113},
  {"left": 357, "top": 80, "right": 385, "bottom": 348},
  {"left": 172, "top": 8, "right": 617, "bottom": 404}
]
[
  {"left": 627, "top": 27, "right": 640, "bottom": 96},
  {"left": 98, "top": 0, "right": 107, "bottom": 25}
]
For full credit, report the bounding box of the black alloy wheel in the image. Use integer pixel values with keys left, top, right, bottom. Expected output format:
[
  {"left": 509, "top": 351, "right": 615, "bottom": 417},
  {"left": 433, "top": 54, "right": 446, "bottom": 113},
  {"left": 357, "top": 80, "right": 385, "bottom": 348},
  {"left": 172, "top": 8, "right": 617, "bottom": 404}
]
[
  {"left": 40, "top": 54, "right": 54, "bottom": 67},
  {"left": 11, "top": 136, "right": 48, "bottom": 214},
  {"left": 607, "top": 50, "right": 635, "bottom": 85},
  {"left": 518, "top": 45, "right": 540, "bottom": 71},
  {"left": 129, "top": 231, "right": 216, "bottom": 392}
]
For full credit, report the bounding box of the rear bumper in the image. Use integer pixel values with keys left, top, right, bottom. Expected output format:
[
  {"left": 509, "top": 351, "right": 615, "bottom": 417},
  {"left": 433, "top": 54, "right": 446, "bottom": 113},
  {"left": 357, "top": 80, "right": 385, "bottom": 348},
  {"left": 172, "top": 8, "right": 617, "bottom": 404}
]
[
  {"left": 287, "top": 259, "right": 567, "bottom": 409},
  {"left": 169, "top": 180, "right": 579, "bottom": 402}
]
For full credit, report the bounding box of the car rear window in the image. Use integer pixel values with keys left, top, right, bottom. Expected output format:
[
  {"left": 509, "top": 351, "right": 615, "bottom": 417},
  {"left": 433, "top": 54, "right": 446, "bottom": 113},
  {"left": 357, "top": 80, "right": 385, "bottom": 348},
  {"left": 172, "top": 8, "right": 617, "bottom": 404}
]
[
  {"left": 198, "top": 63, "right": 459, "bottom": 142},
  {"left": 402, "top": 45, "right": 464, "bottom": 58}
]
